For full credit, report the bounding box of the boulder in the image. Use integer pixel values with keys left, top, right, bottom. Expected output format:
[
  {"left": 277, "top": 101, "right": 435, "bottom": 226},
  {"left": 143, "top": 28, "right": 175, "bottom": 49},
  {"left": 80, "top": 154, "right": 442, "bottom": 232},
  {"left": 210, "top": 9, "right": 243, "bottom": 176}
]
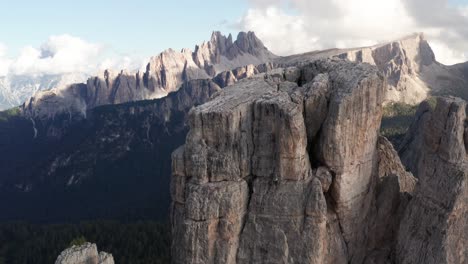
[{"left": 55, "top": 243, "right": 114, "bottom": 264}]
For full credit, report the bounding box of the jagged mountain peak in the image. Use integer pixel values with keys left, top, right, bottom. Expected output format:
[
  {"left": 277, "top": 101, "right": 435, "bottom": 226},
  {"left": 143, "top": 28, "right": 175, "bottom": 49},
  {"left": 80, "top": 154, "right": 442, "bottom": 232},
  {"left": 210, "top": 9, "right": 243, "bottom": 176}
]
[
  {"left": 22, "top": 31, "right": 277, "bottom": 119},
  {"left": 235, "top": 31, "right": 265, "bottom": 50},
  {"left": 372, "top": 31, "right": 436, "bottom": 66},
  {"left": 325, "top": 32, "right": 438, "bottom": 104},
  {"left": 14, "top": 31, "right": 468, "bottom": 120}
]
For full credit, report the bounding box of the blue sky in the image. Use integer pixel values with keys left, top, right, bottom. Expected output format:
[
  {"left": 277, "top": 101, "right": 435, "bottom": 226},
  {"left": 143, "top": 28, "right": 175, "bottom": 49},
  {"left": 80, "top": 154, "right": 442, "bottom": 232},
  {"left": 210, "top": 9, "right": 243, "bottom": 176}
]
[
  {"left": 0, "top": 0, "right": 248, "bottom": 57},
  {"left": 450, "top": 0, "right": 468, "bottom": 5},
  {"left": 1, "top": 0, "right": 467, "bottom": 57},
  {"left": 0, "top": 0, "right": 467, "bottom": 76}
]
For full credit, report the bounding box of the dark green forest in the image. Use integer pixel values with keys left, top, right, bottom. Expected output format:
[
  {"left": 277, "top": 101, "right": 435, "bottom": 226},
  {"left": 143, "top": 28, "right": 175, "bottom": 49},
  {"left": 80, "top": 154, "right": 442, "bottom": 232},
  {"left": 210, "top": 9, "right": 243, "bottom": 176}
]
[
  {"left": 0, "top": 221, "right": 170, "bottom": 264},
  {"left": 0, "top": 93, "right": 430, "bottom": 264}
]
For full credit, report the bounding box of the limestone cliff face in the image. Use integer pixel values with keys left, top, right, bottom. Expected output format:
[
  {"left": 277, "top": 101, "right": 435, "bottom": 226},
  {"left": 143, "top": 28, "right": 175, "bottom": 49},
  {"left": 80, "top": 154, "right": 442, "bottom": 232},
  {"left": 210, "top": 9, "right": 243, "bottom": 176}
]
[
  {"left": 55, "top": 243, "right": 114, "bottom": 264},
  {"left": 171, "top": 59, "right": 417, "bottom": 263},
  {"left": 22, "top": 31, "right": 276, "bottom": 119},
  {"left": 335, "top": 33, "right": 436, "bottom": 104},
  {"left": 397, "top": 97, "right": 468, "bottom": 263},
  {"left": 277, "top": 33, "right": 468, "bottom": 105}
]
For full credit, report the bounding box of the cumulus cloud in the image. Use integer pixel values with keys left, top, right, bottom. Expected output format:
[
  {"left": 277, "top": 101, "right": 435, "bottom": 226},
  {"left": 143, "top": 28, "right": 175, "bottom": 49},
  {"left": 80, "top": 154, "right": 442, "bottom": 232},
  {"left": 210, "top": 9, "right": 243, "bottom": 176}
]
[
  {"left": 403, "top": 0, "right": 468, "bottom": 63},
  {"left": 238, "top": 0, "right": 468, "bottom": 65},
  {"left": 240, "top": 7, "right": 320, "bottom": 55},
  {"left": 99, "top": 55, "right": 148, "bottom": 74},
  {"left": 0, "top": 35, "right": 145, "bottom": 77}
]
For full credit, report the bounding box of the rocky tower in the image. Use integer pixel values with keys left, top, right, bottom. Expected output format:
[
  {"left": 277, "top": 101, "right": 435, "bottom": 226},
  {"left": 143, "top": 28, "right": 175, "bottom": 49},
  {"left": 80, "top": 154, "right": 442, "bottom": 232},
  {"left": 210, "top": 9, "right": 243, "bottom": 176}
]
[
  {"left": 397, "top": 97, "right": 468, "bottom": 264},
  {"left": 171, "top": 59, "right": 417, "bottom": 263}
]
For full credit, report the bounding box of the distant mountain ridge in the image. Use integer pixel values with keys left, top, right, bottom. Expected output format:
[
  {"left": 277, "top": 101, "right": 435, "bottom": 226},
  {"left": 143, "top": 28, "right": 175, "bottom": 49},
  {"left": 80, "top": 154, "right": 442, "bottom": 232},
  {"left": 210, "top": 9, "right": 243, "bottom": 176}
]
[
  {"left": 21, "top": 32, "right": 468, "bottom": 120},
  {"left": 0, "top": 73, "right": 89, "bottom": 110},
  {"left": 277, "top": 33, "right": 468, "bottom": 104},
  {"left": 22, "top": 31, "right": 277, "bottom": 119}
]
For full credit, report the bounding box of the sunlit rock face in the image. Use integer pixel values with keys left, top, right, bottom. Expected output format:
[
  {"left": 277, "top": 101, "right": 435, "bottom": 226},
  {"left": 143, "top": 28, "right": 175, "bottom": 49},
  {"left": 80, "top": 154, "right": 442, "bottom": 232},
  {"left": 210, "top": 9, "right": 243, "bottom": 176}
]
[
  {"left": 21, "top": 31, "right": 277, "bottom": 120},
  {"left": 277, "top": 33, "right": 468, "bottom": 106}
]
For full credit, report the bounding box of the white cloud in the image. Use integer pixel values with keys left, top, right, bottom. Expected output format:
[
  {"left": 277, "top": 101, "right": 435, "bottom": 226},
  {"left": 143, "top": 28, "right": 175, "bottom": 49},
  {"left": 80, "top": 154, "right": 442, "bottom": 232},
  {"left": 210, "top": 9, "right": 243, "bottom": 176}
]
[
  {"left": 430, "top": 40, "right": 468, "bottom": 65},
  {"left": 239, "top": 0, "right": 468, "bottom": 65},
  {"left": 99, "top": 55, "right": 148, "bottom": 74},
  {"left": 1, "top": 35, "right": 145, "bottom": 77},
  {"left": 458, "top": 5, "right": 468, "bottom": 17},
  {"left": 7, "top": 35, "right": 102, "bottom": 76},
  {"left": 239, "top": 7, "right": 320, "bottom": 55}
]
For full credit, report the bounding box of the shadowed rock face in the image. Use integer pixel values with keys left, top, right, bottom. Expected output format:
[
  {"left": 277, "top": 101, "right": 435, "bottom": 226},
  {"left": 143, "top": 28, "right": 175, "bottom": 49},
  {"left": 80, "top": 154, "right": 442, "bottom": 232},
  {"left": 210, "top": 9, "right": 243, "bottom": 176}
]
[
  {"left": 0, "top": 59, "right": 277, "bottom": 222},
  {"left": 171, "top": 59, "right": 418, "bottom": 264},
  {"left": 398, "top": 97, "right": 468, "bottom": 264}
]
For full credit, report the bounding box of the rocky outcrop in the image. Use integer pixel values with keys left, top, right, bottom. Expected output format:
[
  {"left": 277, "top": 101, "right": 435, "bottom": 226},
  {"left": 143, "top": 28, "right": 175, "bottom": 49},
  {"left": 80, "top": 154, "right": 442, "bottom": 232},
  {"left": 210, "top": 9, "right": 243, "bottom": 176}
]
[
  {"left": 171, "top": 59, "right": 418, "bottom": 263},
  {"left": 363, "top": 136, "right": 417, "bottom": 263},
  {"left": 23, "top": 31, "right": 276, "bottom": 119},
  {"left": 335, "top": 33, "right": 435, "bottom": 104},
  {"left": 55, "top": 243, "right": 114, "bottom": 264},
  {"left": 397, "top": 97, "right": 468, "bottom": 263}
]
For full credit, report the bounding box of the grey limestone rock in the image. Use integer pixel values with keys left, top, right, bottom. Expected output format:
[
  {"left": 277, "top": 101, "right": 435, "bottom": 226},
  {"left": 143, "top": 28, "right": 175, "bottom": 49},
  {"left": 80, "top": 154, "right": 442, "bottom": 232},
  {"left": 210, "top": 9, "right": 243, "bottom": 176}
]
[
  {"left": 170, "top": 59, "right": 418, "bottom": 264},
  {"left": 397, "top": 97, "right": 468, "bottom": 264},
  {"left": 55, "top": 243, "right": 114, "bottom": 264}
]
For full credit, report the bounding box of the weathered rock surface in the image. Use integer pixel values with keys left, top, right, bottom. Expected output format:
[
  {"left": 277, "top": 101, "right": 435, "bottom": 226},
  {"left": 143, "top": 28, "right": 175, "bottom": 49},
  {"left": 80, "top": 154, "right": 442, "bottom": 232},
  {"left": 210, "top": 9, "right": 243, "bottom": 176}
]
[
  {"left": 55, "top": 243, "right": 114, "bottom": 264},
  {"left": 335, "top": 33, "right": 435, "bottom": 104},
  {"left": 171, "top": 59, "right": 421, "bottom": 263},
  {"left": 397, "top": 97, "right": 468, "bottom": 263},
  {"left": 363, "top": 136, "right": 417, "bottom": 263}
]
